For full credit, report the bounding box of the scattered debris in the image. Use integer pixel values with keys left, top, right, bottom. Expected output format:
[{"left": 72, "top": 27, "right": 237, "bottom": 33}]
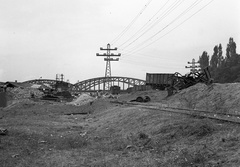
[
  {"left": 8, "top": 87, "right": 43, "bottom": 100},
  {"left": 41, "top": 94, "right": 61, "bottom": 102},
  {"left": 64, "top": 112, "right": 88, "bottom": 115},
  {"left": 110, "top": 101, "right": 125, "bottom": 105},
  {"left": 167, "top": 67, "right": 213, "bottom": 96},
  {"left": 126, "top": 145, "right": 136, "bottom": 149},
  {"left": 11, "top": 154, "right": 20, "bottom": 158},
  {"left": 0, "top": 128, "right": 8, "bottom": 135},
  {"left": 130, "top": 96, "right": 151, "bottom": 102},
  {"left": 80, "top": 132, "right": 87, "bottom": 137},
  {"left": 38, "top": 140, "right": 47, "bottom": 144}
]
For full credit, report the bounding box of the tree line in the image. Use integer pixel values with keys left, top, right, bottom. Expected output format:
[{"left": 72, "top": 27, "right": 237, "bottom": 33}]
[{"left": 198, "top": 37, "right": 240, "bottom": 83}]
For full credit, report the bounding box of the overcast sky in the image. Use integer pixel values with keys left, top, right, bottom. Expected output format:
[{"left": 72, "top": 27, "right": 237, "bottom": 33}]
[{"left": 0, "top": 0, "right": 239, "bottom": 83}]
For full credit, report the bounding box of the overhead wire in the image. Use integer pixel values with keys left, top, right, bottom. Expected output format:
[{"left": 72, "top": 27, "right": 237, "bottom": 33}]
[
  {"left": 122, "top": 52, "right": 170, "bottom": 59},
  {"left": 118, "top": 0, "right": 171, "bottom": 48},
  {"left": 112, "top": 0, "right": 214, "bottom": 72},
  {"left": 111, "top": 0, "right": 153, "bottom": 45},
  {"left": 120, "top": 49, "right": 185, "bottom": 67},
  {"left": 125, "top": 0, "right": 214, "bottom": 55},
  {"left": 119, "top": 0, "right": 185, "bottom": 50},
  {"left": 118, "top": 0, "right": 215, "bottom": 72},
  {"left": 119, "top": 57, "right": 186, "bottom": 71},
  {"left": 122, "top": 0, "right": 210, "bottom": 56},
  {"left": 127, "top": 0, "right": 201, "bottom": 51}
]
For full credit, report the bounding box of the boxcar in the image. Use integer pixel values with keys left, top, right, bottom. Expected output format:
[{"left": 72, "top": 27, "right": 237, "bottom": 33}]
[
  {"left": 146, "top": 73, "right": 174, "bottom": 90},
  {"left": 110, "top": 85, "right": 121, "bottom": 95}
]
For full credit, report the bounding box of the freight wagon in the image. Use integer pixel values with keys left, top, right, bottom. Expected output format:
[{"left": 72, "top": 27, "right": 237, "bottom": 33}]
[
  {"left": 146, "top": 73, "right": 174, "bottom": 90},
  {"left": 126, "top": 85, "right": 152, "bottom": 93},
  {"left": 110, "top": 85, "right": 121, "bottom": 95}
]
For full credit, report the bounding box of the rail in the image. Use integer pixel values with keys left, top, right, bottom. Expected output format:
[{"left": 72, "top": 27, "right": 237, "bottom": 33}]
[{"left": 111, "top": 101, "right": 240, "bottom": 124}]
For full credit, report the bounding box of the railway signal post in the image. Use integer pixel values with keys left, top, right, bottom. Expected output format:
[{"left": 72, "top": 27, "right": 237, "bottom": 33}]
[{"left": 96, "top": 43, "right": 121, "bottom": 91}]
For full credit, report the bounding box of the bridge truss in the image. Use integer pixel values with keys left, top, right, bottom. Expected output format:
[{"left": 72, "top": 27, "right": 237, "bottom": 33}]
[
  {"left": 72, "top": 76, "right": 146, "bottom": 92},
  {"left": 22, "top": 79, "right": 73, "bottom": 87},
  {"left": 23, "top": 76, "right": 146, "bottom": 92}
]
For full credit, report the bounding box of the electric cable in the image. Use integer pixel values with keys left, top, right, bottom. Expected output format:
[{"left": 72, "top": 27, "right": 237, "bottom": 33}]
[
  {"left": 111, "top": 0, "right": 153, "bottom": 45},
  {"left": 120, "top": 0, "right": 184, "bottom": 50},
  {"left": 119, "top": 57, "right": 185, "bottom": 69},
  {"left": 127, "top": 0, "right": 214, "bottom": 55},
  {"left": 129, "top": 0, "right": 201, "bottom": 51},
  {"left": 118, "top": 0, "right": 171, "bottom": 48}
]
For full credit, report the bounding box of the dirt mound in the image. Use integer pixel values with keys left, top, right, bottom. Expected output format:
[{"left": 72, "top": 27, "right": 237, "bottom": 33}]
[
  {"left": 166, "top": 83, "right": 240, "bottom": 114},
  {"left": 68, "top": 93, "right": 95, "bottom": 106},
  {"left": 157, "top": 119, "right": 216, "bottom": 139}
]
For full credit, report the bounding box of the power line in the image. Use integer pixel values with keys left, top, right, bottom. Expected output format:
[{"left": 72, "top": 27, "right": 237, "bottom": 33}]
[
  {"left": 120, "top": 0, "right": 184, "bottom": 50},
  {"left": 123, "top": 0, "right": 213, "bottom": 56},
  {"left": 127, "top": 0, "right": 214, "bottom": 54},
  {"left": 118, "top": 0, "right": 171, "bottom": 48},
  {"left": 120, "top": 50, "right": 186, "bottom": 63},
  {"left": 128, "top": 0, "right": 202, "bottom": 52},
  {"left": 111, "top": 0, "right": 153, "bottom": 45},
  {"left": 120, "top": 57, "right": 185, "bottom": 69}
]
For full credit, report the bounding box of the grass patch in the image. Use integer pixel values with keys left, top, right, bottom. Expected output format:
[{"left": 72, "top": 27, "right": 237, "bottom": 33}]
[
  {"left": 53, "top": 135, "right": 89, "bottom": 150},
  {"left": 0, "top": 129, "right": 89, "bottom": 167},
  {"left": 153, "top": 118, "right": 217, "bottom": 139}
]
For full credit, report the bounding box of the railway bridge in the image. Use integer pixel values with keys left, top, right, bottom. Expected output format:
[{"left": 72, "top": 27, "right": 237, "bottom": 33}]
[{"left": 23, "top": 76, "right": 146, "bottom": 92}]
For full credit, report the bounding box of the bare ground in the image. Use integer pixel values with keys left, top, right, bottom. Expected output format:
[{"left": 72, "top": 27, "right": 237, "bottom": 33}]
[{"left": 1, "top": 83, "right": 240, "bottom": 166}]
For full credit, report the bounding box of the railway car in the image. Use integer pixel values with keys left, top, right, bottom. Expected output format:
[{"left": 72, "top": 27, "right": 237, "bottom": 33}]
[
  {"left": 146, "top": 73, "right": 174, "bottom": 90},
  {"left": 110, "top": 85, "right": 121, "bottom": 95}
]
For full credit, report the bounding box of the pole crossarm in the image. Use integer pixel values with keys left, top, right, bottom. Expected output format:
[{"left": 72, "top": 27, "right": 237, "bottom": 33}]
[
  {"left": 185, "top": 58, "right": 200, "bottom": 72},
  {"left": 96, "top": 53, "right": 121, "bottom": 56},
  {"left": 96, "top": 43, "right": 121, "bottom": 91},
  {"left": 100, "top": 47, "right": 117, "bottom": 51}
]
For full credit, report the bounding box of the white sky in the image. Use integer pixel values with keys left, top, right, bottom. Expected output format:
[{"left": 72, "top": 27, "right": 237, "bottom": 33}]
[{"left": 0, "top": 0, "right": 239, "bottom": 83}]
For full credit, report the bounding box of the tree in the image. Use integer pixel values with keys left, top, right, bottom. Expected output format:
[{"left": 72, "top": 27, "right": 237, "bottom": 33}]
[
  {"left": 209, "top": 45, "right": 219, "bottom": 78},
  {"left": 228, "top": 37, "right": 237, "bottom": 56},
  {"left": 210, "top": 45, "right": 218, "bottom": 69},
  {"left": 226, "top": 37, "right": 238, "bottom": 66},
  {"left": 198, "top": 51, "right": 209, "bottom": 69},
  {"left": 199, "top": 37, "right": 239, "bottom": 83},
  {"left": 217, "top": 44, "right": 224, "bottom": 67}
]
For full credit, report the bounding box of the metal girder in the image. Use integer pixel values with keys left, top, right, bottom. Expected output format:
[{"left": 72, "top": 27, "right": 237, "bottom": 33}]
[
  {"left": 22, "top": 77, "right": 145, "bottom": 92},
  {"left": 72, "top": 76, "right": 145, "bottom": 92},
  {"left": 22, "top": 79, "right": 73, "bottom": 87}
]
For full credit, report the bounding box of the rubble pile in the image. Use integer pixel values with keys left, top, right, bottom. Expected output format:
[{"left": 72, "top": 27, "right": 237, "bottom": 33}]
[
  {"left": 68, "top": 93, "right": 95, "bottom": 106},
  {"left": 8, "top": 87, "right": 44, "bottom": 100}
]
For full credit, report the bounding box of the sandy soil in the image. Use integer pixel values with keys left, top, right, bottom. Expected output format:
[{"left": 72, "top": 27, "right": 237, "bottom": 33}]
[{"left": 1, "top": 83, "right": 240, "bottom": 166}]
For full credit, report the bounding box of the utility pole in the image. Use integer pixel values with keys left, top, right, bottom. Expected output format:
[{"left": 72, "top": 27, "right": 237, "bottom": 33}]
[
  {"left": 185, "top": 58, "right": 200, "bottom": 77},
  {"left": 56, "top": 74, "right": 64, "bottom": 82},
  {"left": 96, "top": 43, "right": 121, "bottom": 91}
]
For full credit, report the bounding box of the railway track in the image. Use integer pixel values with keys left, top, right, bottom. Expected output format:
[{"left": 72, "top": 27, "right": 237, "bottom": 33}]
[{"left": 112, "top": 101, "right": 240, "bottom": 124}]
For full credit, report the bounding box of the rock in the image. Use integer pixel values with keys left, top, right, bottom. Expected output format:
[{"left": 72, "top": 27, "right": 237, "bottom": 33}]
[{"left": 0, "top": 128, "right": 8, "bottom": 135}]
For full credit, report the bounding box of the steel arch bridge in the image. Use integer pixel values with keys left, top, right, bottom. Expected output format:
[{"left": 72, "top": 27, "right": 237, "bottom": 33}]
[
  {"left": 23, "top": 76, "right": 146, "bottom": 92},
  {"left": 72, "top": 76, "right": 146, "bottom": 92}
]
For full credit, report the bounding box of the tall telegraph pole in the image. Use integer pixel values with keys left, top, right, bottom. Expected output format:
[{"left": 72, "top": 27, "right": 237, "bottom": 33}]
[
  {"left": 185, "top": 58, "right": 200, "bottom": 77},
  {"left": 96, "top": 43, "right": 121, "bottom": 91}
]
